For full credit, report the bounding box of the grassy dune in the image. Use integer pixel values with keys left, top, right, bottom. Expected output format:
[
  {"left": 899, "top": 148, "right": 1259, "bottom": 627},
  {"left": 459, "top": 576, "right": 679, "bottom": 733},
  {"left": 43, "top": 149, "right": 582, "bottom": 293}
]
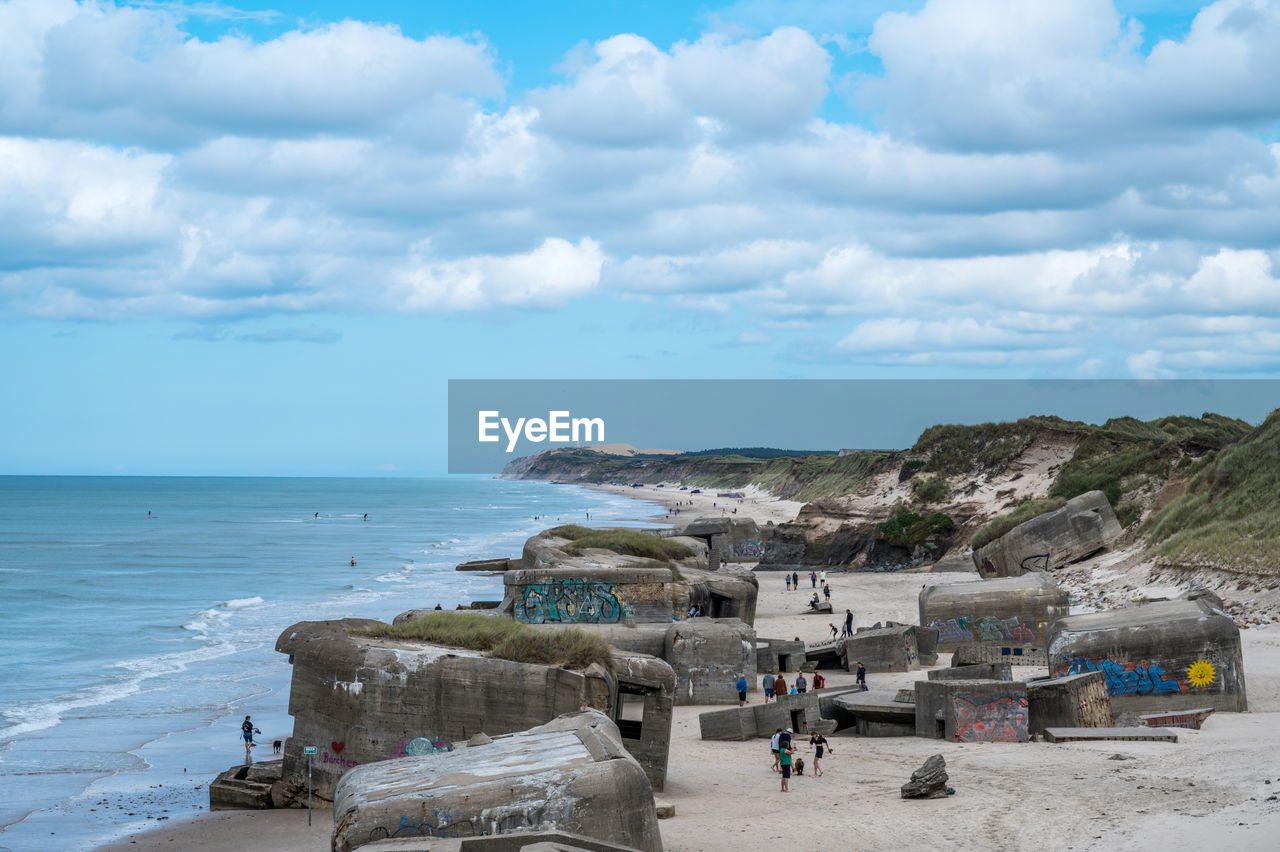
[{"left": 1143, "top": 410, "right": 1280, "bottom": 576}]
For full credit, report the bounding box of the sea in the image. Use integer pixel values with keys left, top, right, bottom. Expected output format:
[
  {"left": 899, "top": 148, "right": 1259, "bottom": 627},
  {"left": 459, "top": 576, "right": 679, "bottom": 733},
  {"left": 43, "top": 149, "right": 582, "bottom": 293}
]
[{"left": 0, "top": 476, "right": 665, "bottom": 852}]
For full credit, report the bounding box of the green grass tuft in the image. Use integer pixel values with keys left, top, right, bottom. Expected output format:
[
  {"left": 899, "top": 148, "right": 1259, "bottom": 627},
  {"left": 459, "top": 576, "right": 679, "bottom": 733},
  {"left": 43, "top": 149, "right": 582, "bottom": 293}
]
[
  {"left": 970, "top": 497, "right": 1068, "bottom": 550},
  {"left": 548, "top": 526, "right": 693, "bottom": 562},
  {"left": 911, "top": 474, "right": 950, "bottom": 505},
  {"left": 357, "top": 612, "right": 615, "bottom": 672}
]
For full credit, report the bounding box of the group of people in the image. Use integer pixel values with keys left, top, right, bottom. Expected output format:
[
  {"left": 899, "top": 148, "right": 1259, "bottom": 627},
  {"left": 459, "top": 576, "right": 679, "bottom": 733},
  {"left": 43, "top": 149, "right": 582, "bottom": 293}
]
[
  {"left": 785, "top": 570, "right": 831, "bottom": 592},
  {"left": 828, "top": 608, "right": 856, "bottom": 639},
  {"left": 771, "top": 728, "right": 833, "bottom": 791},
  {"left": 758, "top": 669, "right": 826, "bottom": 701}
]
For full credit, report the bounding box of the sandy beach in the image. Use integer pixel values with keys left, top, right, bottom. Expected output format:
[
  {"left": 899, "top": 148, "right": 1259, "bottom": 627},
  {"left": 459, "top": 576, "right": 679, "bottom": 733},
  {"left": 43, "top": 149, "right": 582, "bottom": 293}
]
[{"left": 97, "top": 491, "right": 1280, "bottom": 852}]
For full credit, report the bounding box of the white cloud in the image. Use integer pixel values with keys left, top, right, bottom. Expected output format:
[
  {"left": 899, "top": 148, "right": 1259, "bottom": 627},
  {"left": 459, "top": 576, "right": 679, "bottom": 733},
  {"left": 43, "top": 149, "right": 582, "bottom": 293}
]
[
  {"left": 0, "top": 0, "right": 501, "bottom": 144},
  {"left": 865, "top": 0, "right": 1280, "bottom": 150},
  {"left": 534, "top": 28, "right": 830, "bottom": 144},
  {"left": 0, "top": 2, "right": 1278, "bottom": 376},
  {"left": 390, "top": 238, "right": 605, "bottom": 311}
]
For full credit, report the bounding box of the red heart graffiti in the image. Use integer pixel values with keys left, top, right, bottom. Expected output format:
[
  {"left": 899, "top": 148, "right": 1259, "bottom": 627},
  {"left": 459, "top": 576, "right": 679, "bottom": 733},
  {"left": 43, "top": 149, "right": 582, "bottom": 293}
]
[{"left": 331, "top": 741, "right": 345, "bottom": 754}]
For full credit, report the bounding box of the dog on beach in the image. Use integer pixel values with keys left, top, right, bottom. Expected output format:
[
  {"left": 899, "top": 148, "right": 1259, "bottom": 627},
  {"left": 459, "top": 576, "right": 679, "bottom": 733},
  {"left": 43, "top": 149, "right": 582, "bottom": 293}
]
[
  {"left": 273, "top": 740, "right": 282, "bottom": 755},
  {"left": 794, "top": 757, "right": 805, "bottom": 776}
]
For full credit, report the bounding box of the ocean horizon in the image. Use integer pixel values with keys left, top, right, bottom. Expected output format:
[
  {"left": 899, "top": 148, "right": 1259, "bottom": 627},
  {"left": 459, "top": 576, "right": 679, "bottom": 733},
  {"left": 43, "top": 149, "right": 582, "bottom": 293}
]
[{"left": 0, "top": 475, "right": 665, "bottom": 852}]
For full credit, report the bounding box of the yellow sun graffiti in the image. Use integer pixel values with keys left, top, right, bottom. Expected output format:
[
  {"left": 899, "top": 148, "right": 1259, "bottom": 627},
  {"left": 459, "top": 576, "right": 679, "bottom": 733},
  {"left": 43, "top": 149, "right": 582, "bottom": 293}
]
[{"left": 1187, "top": 659, "right": 1216, "bottom": 688}]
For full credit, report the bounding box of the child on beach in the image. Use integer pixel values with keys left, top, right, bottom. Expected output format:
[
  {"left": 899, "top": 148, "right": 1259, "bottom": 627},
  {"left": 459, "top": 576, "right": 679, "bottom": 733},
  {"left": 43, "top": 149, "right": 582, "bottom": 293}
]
[{"left": 779, "top": 743, "right": 794, "bottom": 792}]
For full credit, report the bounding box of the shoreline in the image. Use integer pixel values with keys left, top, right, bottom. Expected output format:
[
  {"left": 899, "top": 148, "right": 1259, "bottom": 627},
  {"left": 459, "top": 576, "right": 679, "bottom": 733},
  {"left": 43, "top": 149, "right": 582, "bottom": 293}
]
[
  {"left": 0, "top": 479, "right": 659, "bottom": 852},
  {"left": 584, "top": 481, "right": 805, "bottom": 527},
  {"left": 92, "top": 483, "right": 1280, "bottom": 852}
]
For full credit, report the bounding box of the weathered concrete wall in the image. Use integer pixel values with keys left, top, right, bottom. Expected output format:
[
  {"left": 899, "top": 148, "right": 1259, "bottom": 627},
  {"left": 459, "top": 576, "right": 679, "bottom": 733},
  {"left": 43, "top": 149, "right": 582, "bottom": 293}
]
[
  {"left": 679, "top": 518, "right": 763, "bottom": 563},
  {"left": 530, "top": 617, "right": 757, "bottom": 713},
  {"left": 273, "top": 619, "right": 613, "bottom": 803},
  {"left": 952, "top": 644, "right": 1048, "bottom": 667},
  {"left": 1026, "top": 671, "right": 1112, "bottom": 737},
  {"left": 915, "top": 680, "right": 1030, "bottom": 743},
  {"left": 1047, "top": 599, "right": 1247, "bottom": 716},
  {"left": 927, "top": 662, "right": 1012, "bottom": 682},
  {"left": 757, "top": 638, "right": 807, "bottom": 673},
  {"left": 698, "top": 689, "right": 858, "bottom": 740},
  {"left": 607, "top": 653, "right": 675, "bottom": 793},
  {"left": 666, "top": 619, "right": 756, "bottom": 706},
  {"left": 919, "top": 573, "right": 1069, "bottom": 651},
  {"left": 839, "top": 625, "right": 921, "bottom": 673},
  {"left": 973, "top": 490, "right": 1122, "bottom": 578},
  {"left": 331, "top": 710, "right": 662, "bottom": 852},
  {"left": 505, "top": 565, "right": 677, "bottom": 624}
]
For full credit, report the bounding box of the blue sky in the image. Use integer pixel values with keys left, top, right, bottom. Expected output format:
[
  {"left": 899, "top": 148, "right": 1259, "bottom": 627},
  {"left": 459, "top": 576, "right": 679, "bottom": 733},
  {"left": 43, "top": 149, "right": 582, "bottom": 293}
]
[{"left": 1, "top": 0, "right": 1278, "bottom": 475}]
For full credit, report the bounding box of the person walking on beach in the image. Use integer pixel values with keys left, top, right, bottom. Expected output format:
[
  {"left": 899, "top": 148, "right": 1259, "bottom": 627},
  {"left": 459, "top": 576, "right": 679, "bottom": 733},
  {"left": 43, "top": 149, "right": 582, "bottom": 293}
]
[
  {"left": 785, "top": 574, "right": 792, "bottom": 591},
  {"left": 791, "top": 571, "right": 799, "bottom": 590},
  {"left": 856, "top": 661, "right": 867, "bottom": 690},
  {"left": 810, "top": 570, "right": 817, "bottom": 589},
  {"left": 770, "top": 729, "right": 782, "bottom": 772},
  {"left": 763, "top": 671, "right": 776, "bottom": 703},
  {"left": 795, "top": 672, "right": 807, "bottom": 694},
  {"left": 844, "top": 608, "right": 854, "bottom": 638},
  {"left": 809, "top": 732, "right": 831, "bottom": 777},
  {"left": 241, "top": 715, "right": 260, "bottom": 761},
  {"left": 823, "top": 583, "right": 832, "bottom": 603},
  {"left": 819, "top": 570, "right": 827, "bottom": 586},
  {"left": 736, "top": 674, "right": 749, "bottom": 706},
  {"left": 829, "top": 622, "right": 838, "bottom": 639},
  {"left": 812, "top": 671, "right": 825, "bottom": 690},
  {"left": 774, "top": 674, "right": 787, "bottom": 698}
]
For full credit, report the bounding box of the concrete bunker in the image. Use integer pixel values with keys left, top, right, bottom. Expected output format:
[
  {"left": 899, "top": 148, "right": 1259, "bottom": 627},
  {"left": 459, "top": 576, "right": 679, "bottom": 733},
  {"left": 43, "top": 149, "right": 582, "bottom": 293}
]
[
  {"left": 271, "top": 617, "right": 676, "bottom": 802},
  {"left": 331, "top": 710, "right": 662, "bottom": 852},
  {"left": 919, "top": 572, "right": 1069, "bottom": 653},
  {"left": 1047, "top": 597, "right": 1247, "bottom": 717}
]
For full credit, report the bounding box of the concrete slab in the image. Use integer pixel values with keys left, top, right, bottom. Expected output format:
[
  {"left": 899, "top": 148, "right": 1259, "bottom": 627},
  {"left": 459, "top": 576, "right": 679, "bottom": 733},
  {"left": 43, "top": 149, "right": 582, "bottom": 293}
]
[
  {"left": 1138, "top": 708, "right": 1216, "bottom": 730},
  {"left": 1043, "top": 727, "right": 1178, "bottom": 743}
]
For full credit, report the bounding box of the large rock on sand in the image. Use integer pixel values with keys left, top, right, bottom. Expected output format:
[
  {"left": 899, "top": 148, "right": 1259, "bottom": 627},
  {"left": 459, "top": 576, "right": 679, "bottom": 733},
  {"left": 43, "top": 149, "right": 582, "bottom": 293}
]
[
  {"left": 331, "top": 710, "right": 662, "bottom": 852},
  {"left": 973, "top": 491, "right": 1122, "bottom": 578},
  {"left": 901, "top": 754, "right": 949, "bottom": 799}
]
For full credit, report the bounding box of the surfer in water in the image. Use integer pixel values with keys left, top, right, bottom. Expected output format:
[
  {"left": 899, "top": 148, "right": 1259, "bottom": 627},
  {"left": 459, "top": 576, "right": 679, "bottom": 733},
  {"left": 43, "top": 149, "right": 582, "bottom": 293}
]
[
  {"left": 363, "top": 513, "right": 368, "bottom": 522},
  {"left": 350, "top": 556, "right": 356, "bottom": 566}
]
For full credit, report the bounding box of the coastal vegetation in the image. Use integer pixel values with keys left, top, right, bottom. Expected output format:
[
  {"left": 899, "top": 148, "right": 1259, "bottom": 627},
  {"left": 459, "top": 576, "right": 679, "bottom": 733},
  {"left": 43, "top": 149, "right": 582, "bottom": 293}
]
[
  {"left": 970, "top": 497, "right": 1069, "bottom": 550},
  {"left": 548, "top": 525, "right": 693, "bottom": 561},
  {"left": 358, "top": 612, "right": 616, "bottom": 671},
  {"left": 876, "top": 509, "right": 955, "bottom": 548},
  {"left": 1143, "top": 410, "right": 1280, "bottom": 576},
  {"left": 910, "top": 474, "right": 950, "bottom": 505}
]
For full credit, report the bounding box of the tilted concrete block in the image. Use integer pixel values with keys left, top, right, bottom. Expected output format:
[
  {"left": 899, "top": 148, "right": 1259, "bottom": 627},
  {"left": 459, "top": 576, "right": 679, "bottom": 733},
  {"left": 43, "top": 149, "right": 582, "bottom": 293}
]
[
  {"left": 1047, "top": 598, "right": 1247, "bottom": 716},
  {"left": 839, "top": 625, "right": 922, "bottom": 673},
  {"left": 973, "top": 491, "right": 1122, "bottom": 578},
  {"left": 331, "top": 710, "right": 662, "bottom": 852}
]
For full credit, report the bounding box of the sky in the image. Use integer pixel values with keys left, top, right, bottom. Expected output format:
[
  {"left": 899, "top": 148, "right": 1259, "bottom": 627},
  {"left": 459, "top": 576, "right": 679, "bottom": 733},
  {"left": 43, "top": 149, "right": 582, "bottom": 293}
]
[{"left": 1, "top": 0, "right": 1278, "bottom": 475}]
